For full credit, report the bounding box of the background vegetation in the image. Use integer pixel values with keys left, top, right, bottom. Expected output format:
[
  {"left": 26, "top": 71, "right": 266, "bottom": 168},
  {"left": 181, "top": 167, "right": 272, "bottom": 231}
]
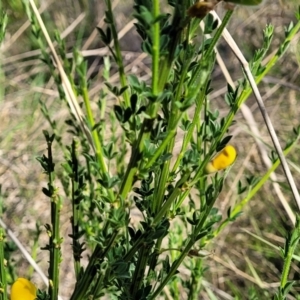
[{"left": 1, "top": 0, "right": 300, "bottom": 299}]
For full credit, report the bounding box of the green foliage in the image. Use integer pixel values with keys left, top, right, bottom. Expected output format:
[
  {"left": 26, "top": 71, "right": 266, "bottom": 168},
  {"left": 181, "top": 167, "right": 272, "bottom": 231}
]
[{"left": 1, "top": 0, "right": 300, "bottom": 300}]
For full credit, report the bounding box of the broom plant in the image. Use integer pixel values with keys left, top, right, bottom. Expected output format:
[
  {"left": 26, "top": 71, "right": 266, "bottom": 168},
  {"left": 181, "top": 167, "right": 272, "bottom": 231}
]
[{"left": 0, "top": 0, "right": 300, "bottom": 299}]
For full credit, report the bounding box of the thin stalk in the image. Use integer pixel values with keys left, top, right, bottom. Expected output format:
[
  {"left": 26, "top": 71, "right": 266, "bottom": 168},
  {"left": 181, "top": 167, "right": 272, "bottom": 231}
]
[
  {"left": 71, "top": 140, "right": 81, "bottom": 279},
  {"left": 279, "top": 215, "right": 300, "bottom": 298},
  {"left": 149, "top": 238, "right": 193, "bottom": 299},
  {"left": 123, "top": 237, "right": 145, "bottom": 262},
  {"left": 0, "top": 229, "right": 7, "bottom": 300},
  {"left": 188, "top": 259, "right": 203, "bottom": 300},
  {"left": 82, "top": 86, "right": 115, "bottom": 201},
  {"left": 118, "top": 123, "right": 146, "bottom": 199},
  {"left": 82, "top": 87, "right": 107, "bottom": 174},
  {"left": 170, "top": 258, "right": 180, "bottom": 300},
  {"left": 171, "top": 71, "right": 210, "bottom": 173},
  {"left": 130, "top": 245, "right": 148, "bottom": 297},
  {"left": 70, "top": 230, "right": 118, "bottom": 300},
  {"left": 152, "top": 143, "right": 174, "bottom": 213},
  {"left": 47, "top": 140, "right": 61, "bottom": 300},
  {"left": 105, "top": 0, "right": 130, "bottom": 107},
  {"left": 206, "top": 10, "right": 233, "bottom": 60},
  {"left": 150, "top": 190, "right": 218, "bottom": 299},
  {"left": 151, "top": 0, "right": 160, "bottom": 97},
  {"left": 148, "top": 238, "right": 163, "bottom": 275},
  {"left": 119, "top": 0, "right": 162, "bottom": 199},
  {"left": 188, "top": 9, "right": 233, "bottom": 90},
  {"left": 152, "top": 22, "right": 196, "bottom": 213},
  {"left": 144, "top": 128, "right": 177, "bottom": 170},
  {"left": 188, "top": 178, "right": 206, "bottom": 300},
  {"left": 90, "top": 272, "right": 103, "bottom": 299},
  {"left": 153, "top": 173, "right": 190, "bottom": 225}
]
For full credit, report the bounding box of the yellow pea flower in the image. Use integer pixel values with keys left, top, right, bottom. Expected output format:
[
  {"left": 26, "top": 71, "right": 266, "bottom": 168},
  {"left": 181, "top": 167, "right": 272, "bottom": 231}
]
[
  {"left": 11, "top": 278, "right": 37, "bottom": 300},
  {"left": 205, "top": 145, "right": 237, "bottom": 174}
]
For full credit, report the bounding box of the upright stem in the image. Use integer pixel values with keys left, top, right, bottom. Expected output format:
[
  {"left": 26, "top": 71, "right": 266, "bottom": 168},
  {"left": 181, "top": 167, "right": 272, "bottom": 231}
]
[
  {"left": 82, "top": 85, "right": 115, "bottom": 202},
  {"left": 278, "top": 215, "right": 300, "bottom": 299},
  {"left": 151, "top": 0, "right": 160, "bottom": 99},
  {"left": 46, "top": 138, "right": 61, "bottom": 300},
  {"left": 150, "top": 190, "right": 218, "bottom": 299},
  {"left": 106, "top": 0, "right": 130, "bottom": 107},
  {"left": 0, "top": 228, "right": 7, "bottom": 300},
  {"left": 70, "top": 140, "right": 81, "bottom": 279},
  {"left": 119, "top": 0, "right": 161, "bottom": 200}
]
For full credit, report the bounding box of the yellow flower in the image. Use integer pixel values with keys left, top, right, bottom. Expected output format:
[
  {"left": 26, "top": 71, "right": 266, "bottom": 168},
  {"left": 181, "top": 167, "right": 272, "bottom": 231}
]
[
  {"left": 11, "top": 278, "right": 37, "bottom": 300},
  {"left": 205, "top": 145, "right": 237, "bottom": 174}
]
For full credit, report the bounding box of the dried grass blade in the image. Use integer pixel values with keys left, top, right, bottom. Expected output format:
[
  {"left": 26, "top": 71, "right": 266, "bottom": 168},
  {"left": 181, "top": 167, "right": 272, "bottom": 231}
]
[
  {"left": 210, "top": 10, "right": 300, "bottom": 213},
  {"left": 28, "top": 0, "right": 96, "bottom": 153}
]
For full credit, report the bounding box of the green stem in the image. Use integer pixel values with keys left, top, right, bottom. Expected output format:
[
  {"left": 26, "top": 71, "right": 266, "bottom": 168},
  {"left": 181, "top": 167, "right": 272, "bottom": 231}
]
[
  {"left": 278, "top": 215, "right": 300, "bottom": 299},
  {"left": 46, "top": 140, "right": 61, "bottom": 300},
  {"left": 144, "top": 129, "right": 177, "bottom": 170},
  {"left": 70, "top": 230, "right": 118, "bottom": 300},
  {"left": 149, "top": 238, "right": 194, "bottom": 299},
  {"left": 171, "top": 67, "right": 210, "bottom": 173},
  {"left": 118, "top": 120, "right": 147, "bottom": 199},
  {"left": 70, "top": 140, "right": 81, "bottom": 279},
  {"left": 0, "top": 229, "right": 7, "bottom": 300},
  {"left": 148, "top": 238, "right": 163, "bottom": 274},
  {"left": 130, "top": 245, "right": 148, "bottom": 297},
  {"left": 188, "top": 179, "right": 206, "bottom": 300},
  {"left": 206, "top": 10, "right": 233, "bottom": 60},
  {"left": 151, "top": 0, "right": 160, "bottom": 97},
  {"left": 123, "top": 171, "right": 209, "bottom": 270},
  {"left": 150, "top": 192, "right": 217, "bottom": 299},
  {"left": 106, "top": 0, "right": 130, "bottom": 107},
  {"left": 153, "top": 173, "right": 190, "bottom": 225},
  {"left": 82, "top": 86, "right": 115, "bottom": 202},
  {"left": 188, "top": 10, "right": 233, "bottom": 91},
  {"left": 118, "top": 0, "right": 162, "bottom": 200},
  {"left": 188, "top": 259, "right": 203, "bottom": 300},
  {"left": 151, "top": 23, "right": 196, "bottom": 213},
  {"left": 90, "top": 273, "right": 103, "bottom": 299},
  {"left": 152, "top": 135, "right": 176, "bottom": 213},
  {"left": 82, "top": 87, "right": 107, "bottom": 173}
]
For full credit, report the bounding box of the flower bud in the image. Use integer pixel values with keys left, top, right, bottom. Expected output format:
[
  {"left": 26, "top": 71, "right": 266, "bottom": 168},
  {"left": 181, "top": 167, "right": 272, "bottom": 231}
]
[
  {"left": 205, "top": 145, "right": 237, "bottom": 174},
  {"left": 187, "top": 2, "right": 215, "bottom": 19}
]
